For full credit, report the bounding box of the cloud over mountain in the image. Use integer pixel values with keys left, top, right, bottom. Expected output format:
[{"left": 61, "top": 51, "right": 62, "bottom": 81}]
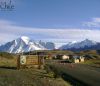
[{"left": 0, "top": 19, "right": 100, "bottom": 45}]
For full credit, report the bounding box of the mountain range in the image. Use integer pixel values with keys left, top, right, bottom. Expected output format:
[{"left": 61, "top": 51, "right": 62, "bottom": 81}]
[
  {"left": 59, "top": 39, "right": 100, "bottom": 51},
  {"left": 0, "top": 36, "right": 100, "bottom": 53},
  {"left": 0, "top": 36, "right": 55, "bottom": 53}
]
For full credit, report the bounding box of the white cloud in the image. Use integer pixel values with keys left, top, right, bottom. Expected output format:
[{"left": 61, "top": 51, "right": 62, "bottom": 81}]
[
  {"left": 83, "top": 17, "right": 100, "bottom": 27},
  {"left": 0, "top": 19, "right": 100, "bottom": 45}
]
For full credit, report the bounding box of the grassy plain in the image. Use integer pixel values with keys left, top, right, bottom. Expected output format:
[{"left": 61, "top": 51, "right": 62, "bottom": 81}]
[
  {"left": 0, "top": 53, "right": 71, "bottom": 86},
  {"left": 0, "top": 68, "right": 72, "bottom": 86}
]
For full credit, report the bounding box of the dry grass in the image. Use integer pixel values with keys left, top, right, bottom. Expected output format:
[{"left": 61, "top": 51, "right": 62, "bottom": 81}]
[
  {"left": 82, "top": 59, "right": 100, "bottom": 68},
  {"left": 0, "top": 57, "right": 17, "bottom": 67},
  {"left": 0, "top": 68, "right": 71, "bottom": 86},
  {"left": 0, "top": 56, "right": 71, "bottom": 86}
]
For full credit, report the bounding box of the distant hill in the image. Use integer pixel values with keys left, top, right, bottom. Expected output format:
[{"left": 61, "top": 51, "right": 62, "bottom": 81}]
[
  {"left": 0, "top": 52, "right": 14, "bottom": 59},
  {"left": 75, "top": 50, "right": 100, "bottom": 59}
]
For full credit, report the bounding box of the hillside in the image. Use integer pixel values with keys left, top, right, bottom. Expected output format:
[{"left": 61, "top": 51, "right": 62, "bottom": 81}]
[{"left": 0, "top": 52, "right": 14, "bottom": 59}]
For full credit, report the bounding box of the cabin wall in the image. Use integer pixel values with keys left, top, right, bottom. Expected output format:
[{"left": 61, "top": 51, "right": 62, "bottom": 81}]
[
  {"left": 74, "top": 59, "right": 79, "bottom": 63},
  {"left": 62, "top": 55, "right": 69, "bottom": 60},
  {"left": 80, "top": 58, "right": 84, "bottom": 62}
]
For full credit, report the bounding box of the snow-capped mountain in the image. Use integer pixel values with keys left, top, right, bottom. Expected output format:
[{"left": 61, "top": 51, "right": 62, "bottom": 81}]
[
  {"left": 59, "top": 39, "right": 100, "bottom": 51},
  {"left": 0, "top": 36, "right": 55, "bottom": 53},
  {"left": 0, "top": 37, "right": 100, "bottom": 53}
]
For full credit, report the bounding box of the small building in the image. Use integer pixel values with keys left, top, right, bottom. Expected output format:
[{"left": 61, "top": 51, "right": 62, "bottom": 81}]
[
  {"left": 74, "top": 58, "right": 80, "bottom": 63},
  {"left": 79, "top": 56, "right": 85, "bottom": 62},
  {"left": 62, "top": 55, "right": 69, "bottom": 60},
  {"left": 71, "top": 56, "right": 85, "bottom": 63},
  {"left": 54, "top": 54, "right": 62, "bottom": 60},
  {"left": 71, "top": 56, "right": 80, "bottom": 63},
  {"left": 54, "top": 54, "right": 69, "bottom": 60}
]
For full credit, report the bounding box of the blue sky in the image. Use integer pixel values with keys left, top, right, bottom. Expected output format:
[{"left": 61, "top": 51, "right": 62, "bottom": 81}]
[
  {"left": 1, "top": 0, "right": 100, "bottom": 28},
  {"left": 0, "top": 0, "right": 100, "bottom": 46}
]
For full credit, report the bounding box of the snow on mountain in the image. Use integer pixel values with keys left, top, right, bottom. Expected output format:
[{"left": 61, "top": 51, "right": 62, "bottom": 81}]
[
  {"left": 59, "top": 39, "right": 98, "bottom": 50},
  {"left": 20, "top": 36, "right": 30, "bottom": 45},
  {"left": 0, "top": 36, "right": 46, "bottom": 53},
  {"left": 0, "top": 37, "right": 99, "bottom": 53}
]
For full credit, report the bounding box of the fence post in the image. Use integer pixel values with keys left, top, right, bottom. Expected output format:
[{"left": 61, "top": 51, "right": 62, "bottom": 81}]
[
  {"left": 17, "top": 55, "right": 20, "bottom": 70},
  {"left": 38, "top": 54, "right": 41, "bottom": 69}
]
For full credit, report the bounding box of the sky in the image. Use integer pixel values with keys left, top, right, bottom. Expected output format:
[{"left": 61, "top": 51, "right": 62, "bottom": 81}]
[{"left": 0, "top": 0, "right": 100, "bottom": 46}]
